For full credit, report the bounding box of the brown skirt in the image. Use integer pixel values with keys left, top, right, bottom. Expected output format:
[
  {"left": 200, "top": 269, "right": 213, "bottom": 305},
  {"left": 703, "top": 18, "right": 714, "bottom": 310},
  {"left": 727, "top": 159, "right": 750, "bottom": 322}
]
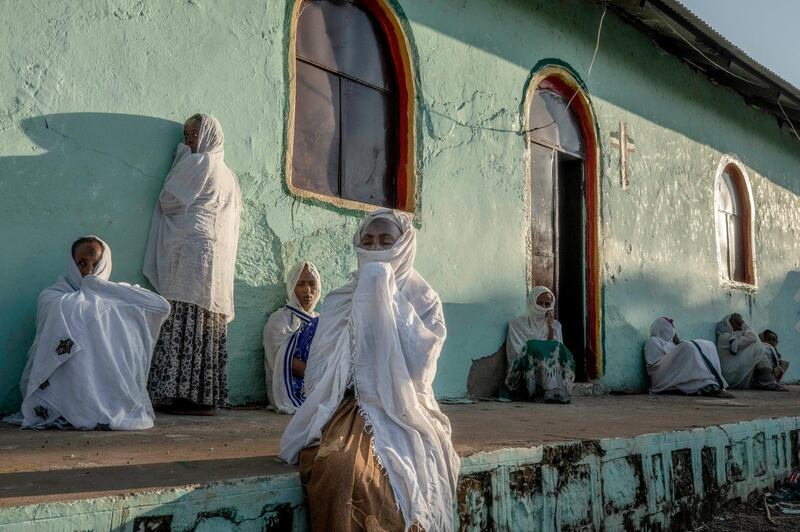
[{"left": 299, "top": 393, "right": 406, "bottom": 532}]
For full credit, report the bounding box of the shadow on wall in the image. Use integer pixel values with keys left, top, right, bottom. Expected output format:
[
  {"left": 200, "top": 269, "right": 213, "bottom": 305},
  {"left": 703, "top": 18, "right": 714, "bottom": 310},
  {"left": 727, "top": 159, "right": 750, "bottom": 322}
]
[
  {"left": 0, "top": 113, "right": 181, "bottom": 414},
  {"left": 602, "top": 269, "right": 800, "bottom": 390}
]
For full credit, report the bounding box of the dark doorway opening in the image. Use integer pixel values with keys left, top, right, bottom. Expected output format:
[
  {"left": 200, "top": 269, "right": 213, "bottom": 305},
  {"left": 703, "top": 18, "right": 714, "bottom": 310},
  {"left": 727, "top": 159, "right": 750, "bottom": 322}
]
[{"left": 529, "top": 85, "right": 589, "bottom": 381}]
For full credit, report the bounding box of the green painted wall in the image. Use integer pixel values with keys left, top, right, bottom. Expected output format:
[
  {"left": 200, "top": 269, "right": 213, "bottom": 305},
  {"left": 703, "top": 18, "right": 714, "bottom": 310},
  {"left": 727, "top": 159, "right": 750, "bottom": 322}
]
[{"left": 2, "top": 0, "right": 799, "bottom": 413}]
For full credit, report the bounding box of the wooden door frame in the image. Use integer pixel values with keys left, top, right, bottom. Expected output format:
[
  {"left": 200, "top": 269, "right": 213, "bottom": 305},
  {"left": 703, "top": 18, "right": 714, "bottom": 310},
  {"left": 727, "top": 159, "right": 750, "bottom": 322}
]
[{"left": 524, "top": 65, "right": 602, "bottom": 380}]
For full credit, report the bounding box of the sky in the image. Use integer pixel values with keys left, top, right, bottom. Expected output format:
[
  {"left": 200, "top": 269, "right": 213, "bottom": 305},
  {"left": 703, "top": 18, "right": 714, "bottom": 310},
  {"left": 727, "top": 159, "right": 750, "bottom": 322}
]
[{"left": 680, "top": 0, "right": 800, "bottom": 89}]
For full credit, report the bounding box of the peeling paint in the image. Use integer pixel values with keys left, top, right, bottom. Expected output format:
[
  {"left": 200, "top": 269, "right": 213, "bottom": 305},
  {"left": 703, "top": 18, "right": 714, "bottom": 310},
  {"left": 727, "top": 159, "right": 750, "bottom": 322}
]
[{"left": 2, "top": 417, "right": 800, "bottom": 530}]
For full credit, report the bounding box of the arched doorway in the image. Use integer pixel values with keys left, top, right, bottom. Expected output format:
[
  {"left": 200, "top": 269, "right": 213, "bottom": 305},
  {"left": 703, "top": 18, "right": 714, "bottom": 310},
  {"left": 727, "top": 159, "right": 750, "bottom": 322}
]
[{"left": 527, "top": 68, "right": 600, "bottom": 381}]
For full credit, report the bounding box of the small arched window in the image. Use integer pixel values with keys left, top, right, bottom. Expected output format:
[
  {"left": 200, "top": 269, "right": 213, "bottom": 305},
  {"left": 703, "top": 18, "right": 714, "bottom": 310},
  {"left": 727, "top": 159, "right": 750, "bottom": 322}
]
[
  {"left": 715, "top": 161, "right": 755, "bottom": 285},
  {"left": 291, "top": 0, "right": 404, "bottom": 209}
]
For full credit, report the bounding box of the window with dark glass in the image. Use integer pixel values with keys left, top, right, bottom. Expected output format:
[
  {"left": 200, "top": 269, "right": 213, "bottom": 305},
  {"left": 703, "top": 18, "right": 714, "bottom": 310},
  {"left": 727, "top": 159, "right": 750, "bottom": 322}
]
[
  {"left": 716, "top": 167, "right": 749, "bottom": 283},
  {"left": 292, "top": 0, "right": 398, "bottom": 207}
]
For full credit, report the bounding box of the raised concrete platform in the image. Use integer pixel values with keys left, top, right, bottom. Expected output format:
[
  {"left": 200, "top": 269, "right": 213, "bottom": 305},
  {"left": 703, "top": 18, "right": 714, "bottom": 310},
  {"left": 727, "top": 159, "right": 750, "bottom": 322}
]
[{"left": 2, "top": 388, "right": 799, "bottom": 530}]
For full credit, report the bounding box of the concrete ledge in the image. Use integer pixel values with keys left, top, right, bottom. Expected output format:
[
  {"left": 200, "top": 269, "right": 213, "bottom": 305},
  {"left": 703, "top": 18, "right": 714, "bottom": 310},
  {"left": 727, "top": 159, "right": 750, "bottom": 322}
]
[
  {"left": 2, "top": 414, "right": 798, "bottom": 531},
  {"left": 4, "top": 390, "right": 800, "bottom": 530}
]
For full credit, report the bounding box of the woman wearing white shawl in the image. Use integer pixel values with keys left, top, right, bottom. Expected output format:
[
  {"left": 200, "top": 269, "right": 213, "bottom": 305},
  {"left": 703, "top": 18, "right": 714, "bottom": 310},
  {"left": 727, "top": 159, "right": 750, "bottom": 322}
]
[
  {"left": 716, "top": 313, "right": 784, "bottom": 390},
  {"left": 644, "top": 317, "right": 730, "bottom": 396},
  {"left": 506, "top": 286, "right": 563, "bottom": 366},
  {"left": 504, "top": 286, "right": 574, "bottom": 403},
  {"left": 3, "top": 236, "right": 170, "bottom": 430},
  {"left": 263, "top": 261, "right": 321, "bottom": 414},
  {"left": 279, "top": 209, "right": 460, "bottom": 532},
  {"left": 144, "top": 114, "right": 242, "bottom": 414}
]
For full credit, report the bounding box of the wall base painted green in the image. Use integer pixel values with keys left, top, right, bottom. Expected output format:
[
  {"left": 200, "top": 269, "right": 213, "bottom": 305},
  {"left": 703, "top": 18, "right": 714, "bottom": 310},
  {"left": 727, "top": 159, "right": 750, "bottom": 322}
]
[{"left": 2, "top": 416, "right": 797, "bottom": 531}]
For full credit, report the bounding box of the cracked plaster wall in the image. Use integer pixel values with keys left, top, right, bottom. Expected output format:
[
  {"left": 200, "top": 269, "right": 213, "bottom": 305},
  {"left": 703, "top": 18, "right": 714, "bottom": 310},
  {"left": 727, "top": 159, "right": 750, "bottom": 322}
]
[{"left": 1, "top": 0, "right": 800, "bottom": 413}]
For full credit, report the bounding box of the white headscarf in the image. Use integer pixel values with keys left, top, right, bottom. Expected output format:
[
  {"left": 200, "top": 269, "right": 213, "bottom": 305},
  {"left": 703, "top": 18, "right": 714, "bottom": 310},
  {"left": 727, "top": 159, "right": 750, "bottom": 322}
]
[
  {"left": 506, "top": 286, "right": 562, "bottom": 365},
  {"left": 143, "top": 114, "right": 241, "bottom": 319},
  {"left": 12, "top": 237, "right": 170, "bottom": 430},
  {"left": 353, "top": 209, "right": 415, "bottom": 289},
  {"left": 284, "top": 261, "right": 322, "bottom": 312},
  {"left": 280, "top": 209, "right": 460, "bottom": 532},
  {"left": 66, "top": 235, "right": 112, "bottom": 290},
  {"left": 644, "top": 317, "right": 675, "bottom": 367},
  {"left": 263, "top": 261, "right": 322, "bottom": 414}
]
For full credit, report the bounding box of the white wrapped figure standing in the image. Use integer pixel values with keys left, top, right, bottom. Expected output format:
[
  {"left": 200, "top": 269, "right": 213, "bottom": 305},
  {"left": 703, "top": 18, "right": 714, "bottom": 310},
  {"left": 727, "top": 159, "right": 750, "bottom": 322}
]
[{"left": 144, "top": 114, "right": 242, "bottom": 415}]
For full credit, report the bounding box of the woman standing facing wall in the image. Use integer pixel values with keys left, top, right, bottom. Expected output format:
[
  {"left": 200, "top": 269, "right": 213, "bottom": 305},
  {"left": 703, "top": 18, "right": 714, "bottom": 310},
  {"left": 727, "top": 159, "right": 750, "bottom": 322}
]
[{"left": 143, "top": 114, "right": 242, "bottom": 415}]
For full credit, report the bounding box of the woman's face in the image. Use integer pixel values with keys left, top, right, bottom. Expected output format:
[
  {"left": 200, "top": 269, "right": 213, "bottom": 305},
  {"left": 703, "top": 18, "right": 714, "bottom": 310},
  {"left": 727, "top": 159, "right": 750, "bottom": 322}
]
[
  {"left": 358, "top": 219, "right": 401, "bottom": 251},
  {"left": 183, "top": 119, "right": 200, "bottom": 153},
  {"left": 73, "top": 241, "right": 103, "bottom": 277},
  {"left": 730, "top": 313, "right": 744, "bottom": 331},
  {"left": 294, "top": 266, "right": 319, "bottom": 312},
  {"left": 536, "top": 292, "right": 554, "bottom": 309}
]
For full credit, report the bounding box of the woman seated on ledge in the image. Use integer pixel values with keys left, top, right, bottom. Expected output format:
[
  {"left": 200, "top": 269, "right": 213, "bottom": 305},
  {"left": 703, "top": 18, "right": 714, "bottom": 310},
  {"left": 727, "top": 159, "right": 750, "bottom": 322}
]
[
  {"left": 505, "top": 286, "right": 575, "bottom": 404},
  {"left": 263, "top": 261, "right": 322, "bottom": 414},
  {"left": 279, "top": 209, "right": 460, "bottom": 532},
  {"left": 3, "top": 236, "right": 170, "bottom": 430},
  {"left": 644, "top": 317, "right": 732, "bottom": 398},
  {"left": 716, "top": 313, "right": 787, "bottom": 391}
]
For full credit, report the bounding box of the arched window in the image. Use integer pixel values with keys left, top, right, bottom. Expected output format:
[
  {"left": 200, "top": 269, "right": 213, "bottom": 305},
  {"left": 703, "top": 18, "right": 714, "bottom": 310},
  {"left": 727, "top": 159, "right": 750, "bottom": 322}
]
[
  {"left": 291, "top": 0, "right": 412, "bottom": 209},
  {"left": 715, "top": 160, "right": 755, "bottom": 285}
]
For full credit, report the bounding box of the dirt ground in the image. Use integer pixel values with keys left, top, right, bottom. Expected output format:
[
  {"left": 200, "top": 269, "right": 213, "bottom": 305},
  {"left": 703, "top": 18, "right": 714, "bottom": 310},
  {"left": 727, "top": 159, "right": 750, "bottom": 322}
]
[{"left": 698, "top": 502, "right": 800, "bottom": 531}]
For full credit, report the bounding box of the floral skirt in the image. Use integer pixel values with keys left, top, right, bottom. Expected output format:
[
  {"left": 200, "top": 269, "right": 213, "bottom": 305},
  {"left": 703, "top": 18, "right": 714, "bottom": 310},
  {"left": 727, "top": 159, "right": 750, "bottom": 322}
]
[
  {"left": 505, "top": 339, "right": 575, "bottom": 404},
  {"left": 148, "top": 300, "right": 229, "bottom": 408}
]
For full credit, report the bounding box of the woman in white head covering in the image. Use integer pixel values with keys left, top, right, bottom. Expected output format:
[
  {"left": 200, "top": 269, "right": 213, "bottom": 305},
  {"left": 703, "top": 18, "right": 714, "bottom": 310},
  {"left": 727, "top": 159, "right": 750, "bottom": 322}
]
[
  {"left": 644, "top": 317, "right": 730, "bottom": 396},
  {"left": 504, "top": 286, "right": 574, "bottom": 403},
  {"left": 144, "top": 114, "right": 242, "bottom": 415},
  {"left": 263, "top": 261, "right": 322, "bottom": 414},
  {"left": 3, "top": 236, "right": 170, "bottom": 430},
  {"left": 279, "top": 209, "right": 459, "bottom": 532},
  {"left": 716, "top": 313, "right": 785, "bottom": 390},
  {"left": 506, "top": 286, "right": 563, "bottom": 365}
]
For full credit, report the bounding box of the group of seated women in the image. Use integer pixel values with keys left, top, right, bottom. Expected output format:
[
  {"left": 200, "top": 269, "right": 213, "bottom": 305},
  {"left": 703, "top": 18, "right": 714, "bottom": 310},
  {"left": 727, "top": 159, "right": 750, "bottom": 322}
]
[
  {"left": 5, "top": 158, "right": 460, "bottom": 528},
  {"left": 644, "top": 314, "right": 789, "bottom": 397},
  {"left": 2, "top": 109, "right": 795, "bottom": 529},
  {"left": 496, "top": 288, "right": 792, "bottom": 405}
]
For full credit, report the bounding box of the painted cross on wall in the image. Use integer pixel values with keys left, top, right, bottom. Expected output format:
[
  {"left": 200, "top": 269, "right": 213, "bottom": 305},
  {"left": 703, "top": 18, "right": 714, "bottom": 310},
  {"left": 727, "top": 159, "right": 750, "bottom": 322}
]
[{"left": 610, "top": 121, "right": 635, "bottom": 189}]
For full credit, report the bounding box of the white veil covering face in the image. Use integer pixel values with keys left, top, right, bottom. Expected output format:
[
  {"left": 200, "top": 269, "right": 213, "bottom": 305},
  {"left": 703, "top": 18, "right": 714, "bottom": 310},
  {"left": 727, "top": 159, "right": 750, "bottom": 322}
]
[
  {"left": 8, "top": 237, "right": 170, "bottom": 430},
  {"left": 644, "top": 317, "right": 727, "bottom": 394},
  {"left": 263, "top": 261, "right": 322, "bottom": 414},
  {"left": 644, "top": 317, "right": 675, "bottom": 367},
  {"left": 506, "top": 286, "right": 563, "bottom": 366},
  {"left": 279, "top": 209, "right": 460, "bottom": 532},
  {"left": 143, "top": 114, "right": 241, "bottom": 320}
]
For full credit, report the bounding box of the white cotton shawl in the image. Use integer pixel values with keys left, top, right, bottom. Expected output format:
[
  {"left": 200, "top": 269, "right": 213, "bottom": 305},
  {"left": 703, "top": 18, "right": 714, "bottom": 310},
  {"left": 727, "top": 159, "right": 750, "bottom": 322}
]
[
  {"left": 143, "top": 114, "right": 242, "bottom": 320},
  {"left": 644, "top": 317, "right": 727, "bottom": 394},
  {"left": 716, "top": 314, "right": 766, "bottom": 389},
  {"left": 263, "top": 261, "right": 321, "bottom": 414},
  {"left": 506, "top": 286, "right": 563, "bottom": 366},
  {"left": 279, "top": 209, "right": 460, "bottom": 532},
  {"left": 9, "top": 237, "right": 170, "bottom": 430}
]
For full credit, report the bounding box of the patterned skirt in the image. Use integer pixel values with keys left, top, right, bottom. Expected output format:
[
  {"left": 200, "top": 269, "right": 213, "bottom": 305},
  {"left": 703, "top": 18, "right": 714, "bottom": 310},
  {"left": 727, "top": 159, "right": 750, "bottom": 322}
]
[
  {"left": 148, "top": 300, "right": 229, "bottom": 408},
  {"left": 505, "top": 339, "right": 575, "bottom": 404}
]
